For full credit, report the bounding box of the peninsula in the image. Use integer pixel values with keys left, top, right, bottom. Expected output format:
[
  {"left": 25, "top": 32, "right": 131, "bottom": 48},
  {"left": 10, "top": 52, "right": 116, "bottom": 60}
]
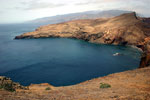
[{"left": 15, "top": 12, "right": 150, "bottom": 68}]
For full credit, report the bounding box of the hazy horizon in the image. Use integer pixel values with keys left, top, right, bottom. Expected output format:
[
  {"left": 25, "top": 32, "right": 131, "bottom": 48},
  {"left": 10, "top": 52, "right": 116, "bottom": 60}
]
[{"left": 0, "top": 0, "right": 149, "bottom": 24}]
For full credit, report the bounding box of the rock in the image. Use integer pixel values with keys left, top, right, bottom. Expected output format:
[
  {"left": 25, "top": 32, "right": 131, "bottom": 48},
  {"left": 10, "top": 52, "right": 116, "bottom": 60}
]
[
  {"left": 0, "top": 76, "right": 28, "bottom": 91},
  {"left": 140, "top": 52, "right": 150, "bottom": 68},
  {"left": 139, "top": 38, "right": 150, "bottom": 68}
]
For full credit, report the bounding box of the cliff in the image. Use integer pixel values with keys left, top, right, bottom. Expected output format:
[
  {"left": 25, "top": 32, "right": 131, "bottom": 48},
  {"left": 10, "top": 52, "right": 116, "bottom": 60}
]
[
  {"left": 15, "top": 12, "right": 150, "bottom": 67},
  {"left": 139, "top": 38, "right": 150, "bottom": 67}
]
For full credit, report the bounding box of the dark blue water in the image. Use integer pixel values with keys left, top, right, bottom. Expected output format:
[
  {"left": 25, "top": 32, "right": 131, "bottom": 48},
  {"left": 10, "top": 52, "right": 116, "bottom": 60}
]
[{"left": 0, "top": 24, "right": 141, "bottom": 86}]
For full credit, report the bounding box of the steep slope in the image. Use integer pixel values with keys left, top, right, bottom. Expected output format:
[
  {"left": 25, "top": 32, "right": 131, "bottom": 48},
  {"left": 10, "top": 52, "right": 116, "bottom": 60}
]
[{"left": 15, "top": 12, "right": 150, "bottom": 67}]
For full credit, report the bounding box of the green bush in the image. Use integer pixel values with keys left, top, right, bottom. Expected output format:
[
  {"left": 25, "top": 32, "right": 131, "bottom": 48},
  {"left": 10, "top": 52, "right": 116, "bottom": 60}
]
[
  {"left": 45, "top": 87, "right": 51, "bottom": 90},
  {"left": 100, "top": 83, "right": 111, "bottom": 88}
]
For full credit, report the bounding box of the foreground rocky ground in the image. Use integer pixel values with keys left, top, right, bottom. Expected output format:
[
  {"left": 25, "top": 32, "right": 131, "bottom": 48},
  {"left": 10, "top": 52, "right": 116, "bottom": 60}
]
[{"left": 0, "top": 67, "right": 150, "bottom": 100}]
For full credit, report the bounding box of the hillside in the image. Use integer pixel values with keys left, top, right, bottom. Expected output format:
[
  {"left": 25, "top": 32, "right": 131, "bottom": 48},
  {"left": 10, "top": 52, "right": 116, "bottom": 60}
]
[{"left": 16, "top": 12, "right": 149, "bottom": 45}]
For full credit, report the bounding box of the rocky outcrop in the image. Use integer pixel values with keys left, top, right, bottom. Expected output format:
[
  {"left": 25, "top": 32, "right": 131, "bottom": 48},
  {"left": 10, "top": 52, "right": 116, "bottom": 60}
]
[
  {"left": 140, "top": 53, "right": 150, "bottom": 68},
  {"left": 0, "top": 76, "right": 28, "bottom": 92},
  {"left": 15, "top": 12, "right": 150, "bottom": 67},
  {"left": 139, "top": 38, "right": 150, "bottom": 68}
]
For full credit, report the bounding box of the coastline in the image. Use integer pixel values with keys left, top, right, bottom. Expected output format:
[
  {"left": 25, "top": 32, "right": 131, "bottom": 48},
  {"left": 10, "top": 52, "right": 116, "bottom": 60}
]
[{"left": 1, "top": 12, "right": 150, "bottom": 99}]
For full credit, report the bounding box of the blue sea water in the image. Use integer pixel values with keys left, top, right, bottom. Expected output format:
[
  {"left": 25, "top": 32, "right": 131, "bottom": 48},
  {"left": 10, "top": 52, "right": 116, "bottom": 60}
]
[{"left": 0, "top": 23, "right": 141, "bottom": 86}]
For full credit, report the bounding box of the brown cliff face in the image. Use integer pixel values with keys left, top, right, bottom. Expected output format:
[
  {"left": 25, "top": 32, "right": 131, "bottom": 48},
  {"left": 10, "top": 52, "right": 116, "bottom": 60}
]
[
  {"left": 15, "top": 12, "right": 150, "bottom": 67},
  {"left": 140, "top": 53, "right": 150, "bottom": 68},
  {"left": 139, "top": 38, "right": 150, "bottom": 68}
]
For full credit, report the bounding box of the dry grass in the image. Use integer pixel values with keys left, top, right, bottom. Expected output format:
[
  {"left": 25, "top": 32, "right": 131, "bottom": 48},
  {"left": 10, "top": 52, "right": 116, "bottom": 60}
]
[{"left": 0, "top": 67, "right": 150, "bottom": 100}]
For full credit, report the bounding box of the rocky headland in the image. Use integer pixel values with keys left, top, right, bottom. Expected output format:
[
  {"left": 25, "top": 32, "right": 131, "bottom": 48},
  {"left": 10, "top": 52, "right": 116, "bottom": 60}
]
[{"left": 15, "top": 12, "right": 150, "bottom": 67}]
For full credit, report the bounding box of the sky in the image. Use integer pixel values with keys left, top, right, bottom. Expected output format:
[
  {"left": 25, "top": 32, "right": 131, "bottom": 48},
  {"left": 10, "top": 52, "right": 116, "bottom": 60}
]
[{"left": 0, "top": 0, "right": 149, "bottom": 24}]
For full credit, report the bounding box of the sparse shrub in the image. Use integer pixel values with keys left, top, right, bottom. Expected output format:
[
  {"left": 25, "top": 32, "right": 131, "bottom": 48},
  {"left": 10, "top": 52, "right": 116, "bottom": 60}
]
[
  {"left": 0, "top": 85, "right": 3, "bottom": 89},
  {"left": 0, "top": 84, "right": 15, "bottom": 92},
  {"left": 3, "top": 83, "right": 15, "bottom": 92},
  {"left": 100, "top": 83, "right": 111, "bottom": 88},
  {"left": 45, "top": 87, "right": 51, "bottom": 90}
]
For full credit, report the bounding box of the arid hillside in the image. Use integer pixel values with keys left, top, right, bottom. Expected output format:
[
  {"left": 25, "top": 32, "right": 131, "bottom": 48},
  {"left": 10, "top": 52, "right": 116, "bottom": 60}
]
[{"left": 15, "top": 12, "right": 150, "bottom": 45}]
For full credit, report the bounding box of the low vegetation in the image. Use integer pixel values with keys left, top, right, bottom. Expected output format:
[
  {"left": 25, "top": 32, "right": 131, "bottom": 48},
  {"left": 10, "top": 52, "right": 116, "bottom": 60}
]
[
  {"left": 100, "top": 83, "right": 111, "bottom": 88},
  {"left": 0, "top": 83, "right": 15, "bottom": 92},
  {"left": 45, "top": 87, "right": 51, "bottom": 90}
]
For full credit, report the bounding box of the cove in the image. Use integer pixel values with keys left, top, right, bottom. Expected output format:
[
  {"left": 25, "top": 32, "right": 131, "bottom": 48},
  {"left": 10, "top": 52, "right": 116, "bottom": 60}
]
[{"left": 0, "top": 24, "right": 141, "bottom": 86}]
